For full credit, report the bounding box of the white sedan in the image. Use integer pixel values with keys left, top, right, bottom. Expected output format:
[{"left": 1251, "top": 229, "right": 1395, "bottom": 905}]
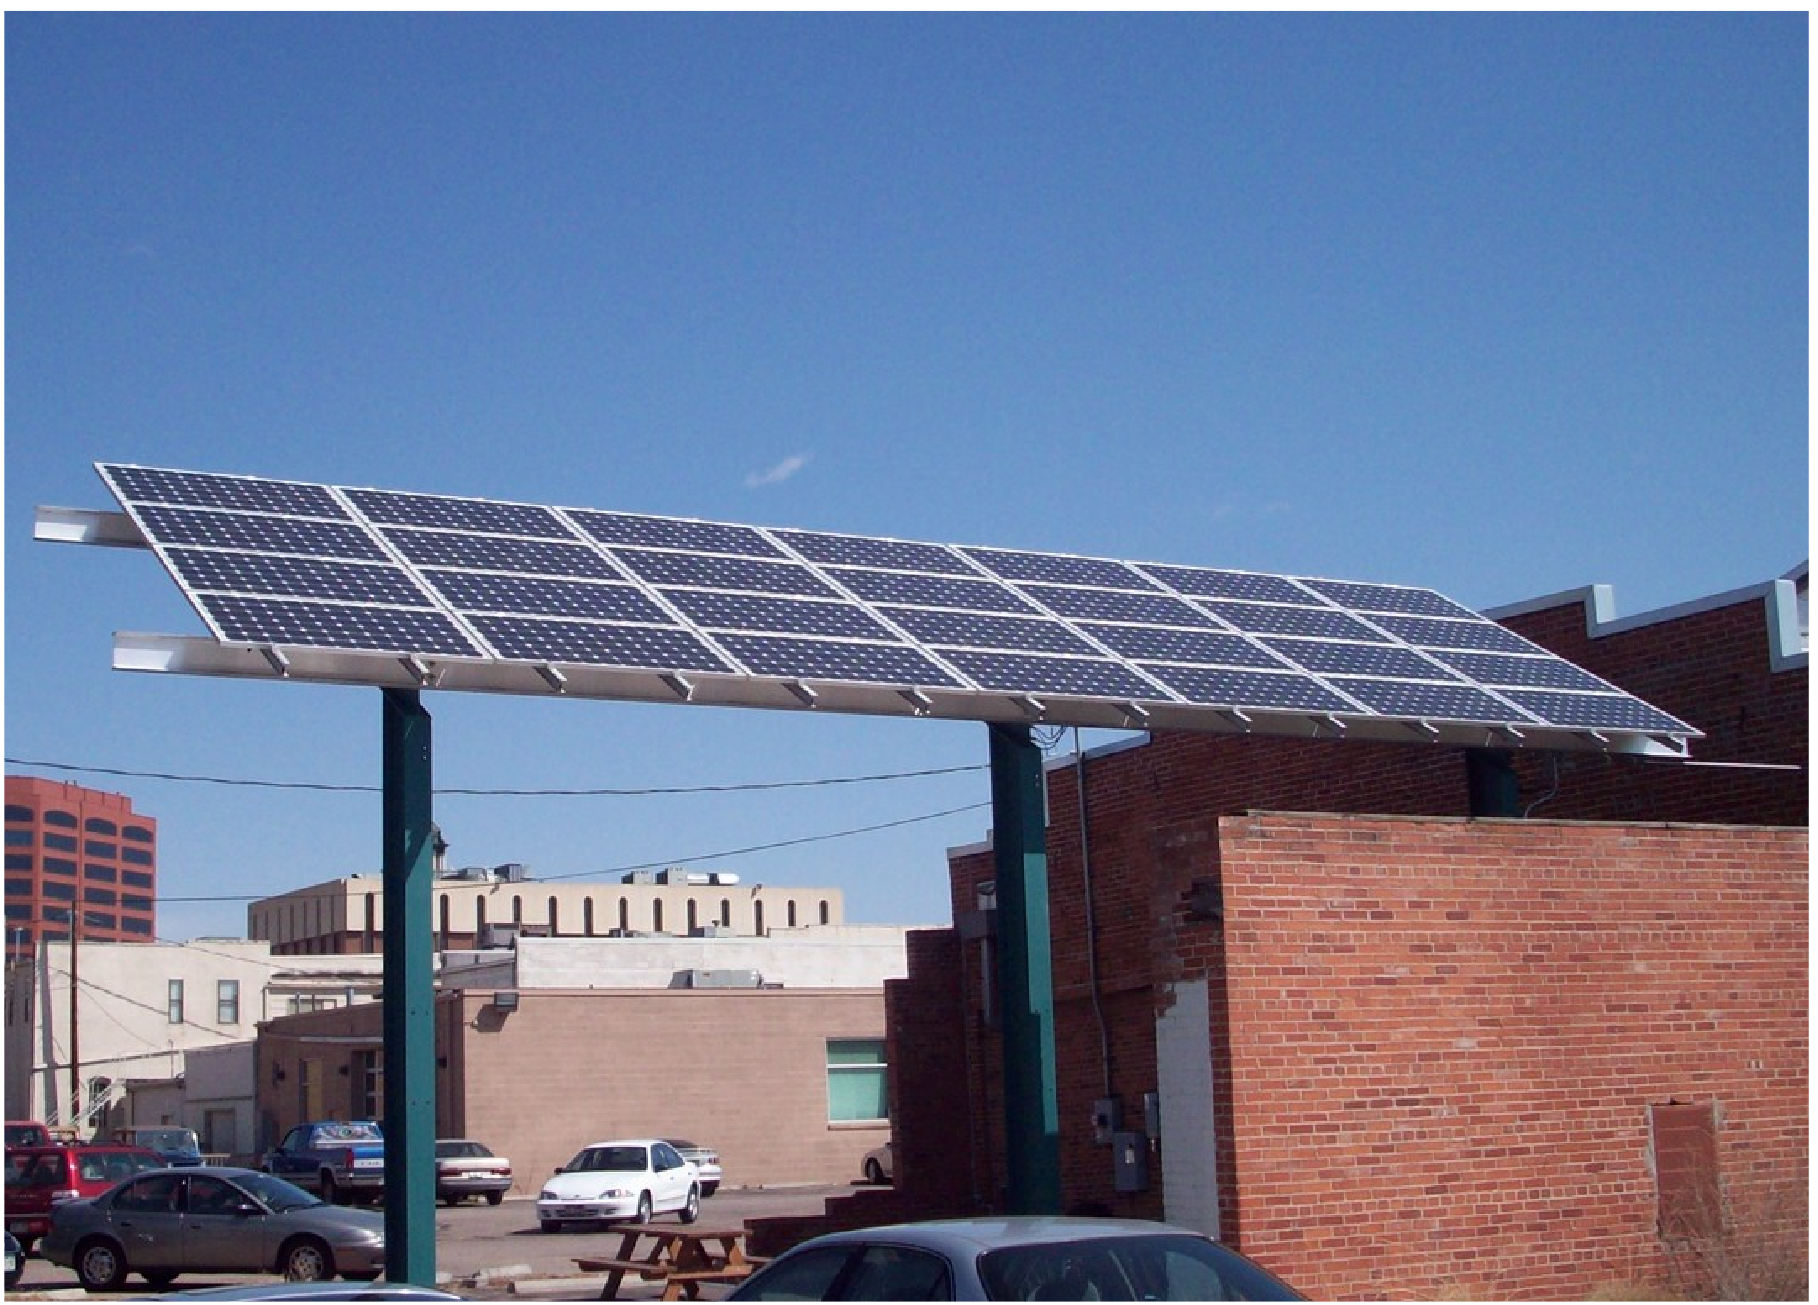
[{"left": 538, "top": 1139, "right": 701, "bottom": 1231}]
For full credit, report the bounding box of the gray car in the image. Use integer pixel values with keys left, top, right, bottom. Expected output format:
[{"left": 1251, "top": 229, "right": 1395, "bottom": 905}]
[
  {"left": 728, "top": 1216, "right": 1304, "bottom": 1301},
  {"left": 40, "top": 1165, "right": 386, "bottom": 1292}
]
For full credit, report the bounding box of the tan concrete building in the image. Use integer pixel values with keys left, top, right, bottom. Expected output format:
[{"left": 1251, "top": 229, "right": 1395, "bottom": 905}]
[
  {"left": 250, "top": 867, "right": 845, "bottom": 955},
  {"left": 257, "top": 984, "right": 893, "bottom": 1197}
]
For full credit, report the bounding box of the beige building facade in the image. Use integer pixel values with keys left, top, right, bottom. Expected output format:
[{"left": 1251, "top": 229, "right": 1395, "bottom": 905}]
[{"left": 258, "top": 985, "right": 892, "bottom": 1197}]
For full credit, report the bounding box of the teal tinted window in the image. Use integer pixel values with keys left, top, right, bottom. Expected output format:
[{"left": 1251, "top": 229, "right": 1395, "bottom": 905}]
[{"left": 826, "top": 1038, "right": 888, "bottom": 1122}]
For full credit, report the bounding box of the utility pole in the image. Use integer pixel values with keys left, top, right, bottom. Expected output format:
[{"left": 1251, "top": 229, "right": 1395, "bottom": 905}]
[{"left": 68, "top": 910, "right": 81, "bottom": 1134}]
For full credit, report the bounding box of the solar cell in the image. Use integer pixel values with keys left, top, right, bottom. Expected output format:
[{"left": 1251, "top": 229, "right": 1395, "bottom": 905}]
[
  {"left": 940, "top": 650, "right": 1158, "bottom": 699},
  {"left": 346, "top": 489, "right": 571, "bottom": 538},
  {"left": 612, "top": 548, "right": 838, "bottom": 597},
  {"left": 138, "top": 506, "right": 387, "bottom": 560},
  {"left": 1262, "top": 638, "right": 1454, "bottom": 681},
  {"left": 881, "top": 608, "right": 1098, "bottom": 655},
  {"left": 1140, "top": 664, "right": 1356, "bottom": 712},
  {"left": 830, "top": 569, "right": 1040, "bottom": 614},
  {"left": 102, "top": 466, "right": 349, "bottom": 519},
  {"left": 1020, "top": 585, "right": 1213, "bottom": 627},
  {"left": 201, "top": 595, "right": 482, "bottom": 657},
  {"left": 424, "top": 572, "right": 670, "bottom": 623},
  {"left": 774, "top": 530, "right": 975, "bottom": 575},
  {"left": 1138, "top": 565, "right": 1313, "bottom": 604},
  {"left": 569, "top": 510, "right": 783, "bottom": 558},
  {"left": 89, "top": 463, "right": 1699, "bottom": 751},
  {"left": 1332, "top": 678, "right": 1521, "bottom": 722},
  {"left": 1201, "top": 601, "right": 1383, "bottom": 641},
  {"left": 963, "top": 548, "right": 1161, "bottom": 591},
  {"left": 384, "top": 529, "right": 621, "bottom": 578},
  {"left": 664, "top": 590, "right": 896, "bottom": 640},
  {"left": 1079, "top": 625, "right": 1285, "bottom": 667},
  {"left": 468, "top": 617, "right": 732, "bottom": 671},
  {"left": 714, "top": 634, "right": 964, "bottom": 687},
  {"left": 167, "top": 549, "right": 428, "bottom": 606}
]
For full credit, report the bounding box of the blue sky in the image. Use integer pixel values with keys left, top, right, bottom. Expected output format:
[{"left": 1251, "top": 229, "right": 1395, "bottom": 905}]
[{"left": 6, "top": 13, "right": 1807, "bottom": 941}]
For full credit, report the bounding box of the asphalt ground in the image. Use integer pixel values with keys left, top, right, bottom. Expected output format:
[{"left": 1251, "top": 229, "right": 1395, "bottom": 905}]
[{"left": 10, "top": 1183, "right": 864, "bottom": 1300}]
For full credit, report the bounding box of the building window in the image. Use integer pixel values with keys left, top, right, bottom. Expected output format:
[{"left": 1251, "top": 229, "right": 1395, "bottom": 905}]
[
  {"left": 85, "top": 912, "right": 116, "bottom": 930},
  {"left": 217, "top": 980, "right": 240, "bottom": 1025},
  {"left": 43, "top": 857, "right": 77, "bottom": 876},
  {"left": 819, "top": 899, "right": 831, "bottom": 925},
  {"left": 85, "top": 864, "right": 117, "bottom": 883},
  {"left": 653, "top": 900, "right": 664, "bottom": 933},
  {"left": 5, "top": 903, "right": 31, "bottom": 922},
  {"left": 43, "top": 832, "right": 77, "bottom": 853},
  {"left": 42, "top": 880, "right": 76, "bottom": 902},
  {"left": 122, "top": 918, "right": 153, "bottom": 936},
  {"left": 122, "top": 825, "right": 154, "bottom": 843},
  {"left": 687, "top": 899, "right": 699, "bottom": 933},
  {"left": 5, "top": 854, "right": 31, "bottom": 871},
  {"left": 84, "top": 818, "right": 117, "bottom": 836},
  {"left": 4, "top": 805, "right": 32, "bottom": 822},
  {"left": 122, "top": 894, "right": 153, "bottom": 912},
  {"left": 84, "top": 840, "right": 117, "bottom": 860},
  {"left": 353, "top": 1049, "right": 382, "bottom": 1119},
  {"left": 827, "top": 1038, "right": 889, "bottom": 1123},
  {"left": 1652, "top": 1101, "right": 1722, "bottom": 1239},
  {"left": 44, "top": 810, "right": 77, "bottom": 828},
  {"left": 122, "top": 847, "right": 153, "bottom": 866},
  {"left": 122, "top": 870, "right": 152, "bottom": 888},
  {"left": 167, "top": 979, "right": 185, "bottom": 1024},
  {"left": 83, "top": 887, "right": 116, "bottom": 905},
  {"left": 618, "top": 898, "right": 629, "bottom": 933},
  {"left": 755, "top": 901, "right": 765, "bottom": 935},
  {"left": 720, "top": 898, "right": 732, "bottom": 927},
  {"left": 787, "top": 901, "right": 798, "bottom": 928},
  {"left": 5, "top": 829, "right": 33, "bottom": 847}
]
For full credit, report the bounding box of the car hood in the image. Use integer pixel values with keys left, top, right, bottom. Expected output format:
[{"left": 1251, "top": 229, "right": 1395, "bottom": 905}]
[{"left": 542, "top": 1170, "right": 644, "bottom": 1198}]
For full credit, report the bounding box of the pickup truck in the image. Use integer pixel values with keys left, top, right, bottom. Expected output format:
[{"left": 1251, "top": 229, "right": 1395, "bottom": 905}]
[{"left": 261, "top": 1120, "right": 386, "bottom": 1204}]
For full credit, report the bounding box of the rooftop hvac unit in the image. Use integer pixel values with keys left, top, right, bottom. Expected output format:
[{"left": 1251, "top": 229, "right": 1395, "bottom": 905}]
[
  {"left": 494, "top": 862, "right": 530, "bottom": 882},
  {"left": 477, "top": 923, "right": 519, "bottom": 949},
  {"left": 684, "top": 968, "right": 762, "bottom": 988},
  {"left": 689, "top": 924, "right": 733, "bottom": 938},
  {"left": 620, "top": 871, "right": 656, "bottom": 885}
]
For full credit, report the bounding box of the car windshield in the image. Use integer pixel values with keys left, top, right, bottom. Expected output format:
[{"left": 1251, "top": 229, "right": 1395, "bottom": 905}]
[
  {"left": 233, "top": 1171, "right": 324, "bottom": 1213},
  {"left": 437, "top": 1141, "right": 492, "bottom": 1159},
  {"left": 570, "top": 1146, "right": 647, "bottom": 1172},
  {"left": 979, "top": 1233, "right": 1303, "bottom": 1301},
  {"left": 136, "top": 1128, "right": 198, "bottom": 1151}
]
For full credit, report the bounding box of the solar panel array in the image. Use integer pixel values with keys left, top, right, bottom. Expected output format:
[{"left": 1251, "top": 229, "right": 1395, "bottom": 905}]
[{"left": 94, "top": 464, "right": 1698, "bottom": 743}]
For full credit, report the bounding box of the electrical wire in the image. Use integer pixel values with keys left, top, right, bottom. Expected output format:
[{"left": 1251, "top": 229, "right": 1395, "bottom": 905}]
[{"left": 3, "top": 756, "right": 986, "bottom": 796}]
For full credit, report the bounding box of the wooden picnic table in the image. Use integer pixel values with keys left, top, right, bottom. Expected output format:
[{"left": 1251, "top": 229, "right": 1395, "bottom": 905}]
[{"left": 575, "top": 1222, "right": 767, "bottom": 1301}]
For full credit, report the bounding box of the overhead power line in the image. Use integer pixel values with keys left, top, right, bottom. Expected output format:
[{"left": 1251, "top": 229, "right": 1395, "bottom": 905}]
[{"left": 3, "top": 756, "right": 986, "bottom": 796}]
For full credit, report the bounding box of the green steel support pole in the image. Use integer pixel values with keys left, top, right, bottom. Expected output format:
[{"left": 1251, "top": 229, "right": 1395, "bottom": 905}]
[
  {"left": 381, "top": 688, "right": 436, "bottom": 1285},
  {"left": 988, "top": 722, "right": 1062, "bottom": 1214}
]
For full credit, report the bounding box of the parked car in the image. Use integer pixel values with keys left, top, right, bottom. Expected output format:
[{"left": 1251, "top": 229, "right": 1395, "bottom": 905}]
[
  {"left": 4, "top": 1230, "right": 21, "bottom": 1291},
  {"left": 116, "top": 1124, "right": 205, "bottom": 1166},
  {"left": 262, "top": 1121, "right": 385, "bottom": 1205},
  {"left": 4, "top": 1121, "right": 51, "bottom": 1150},
  {"left": 171, "top": 1282, "right": 463, "bottom": 1301},
  {"left": 40, "top": 1165, "right": 387, "bottom": 1290},
  {"left": 3, "top": 1143, "right": 165, "bottom": 1253},
  {"left": 537, "top": 1138, "right": 701, "bottom": 1231},
  {"left": 434, "top": 1138, "right": 512, "bottom": 1205},
  {"left": 663, "top": 1139, "right": 722, "bottom": 1197},
  {"left": 727, "top": 1216, "right": 1305, "bottom": 1301},
  {"left": 861, "top": 1141, "right": 894, "bottom": 1185}
]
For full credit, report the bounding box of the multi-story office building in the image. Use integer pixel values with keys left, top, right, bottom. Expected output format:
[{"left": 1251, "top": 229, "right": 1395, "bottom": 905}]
[{"left": 4, "top": 777, "right": 157, "bottom": 962}]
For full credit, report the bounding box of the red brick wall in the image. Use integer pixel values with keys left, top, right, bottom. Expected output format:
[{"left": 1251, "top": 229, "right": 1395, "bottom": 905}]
[{"left": 1217, "top": 814, "right": 1807, "bottom": 1301}]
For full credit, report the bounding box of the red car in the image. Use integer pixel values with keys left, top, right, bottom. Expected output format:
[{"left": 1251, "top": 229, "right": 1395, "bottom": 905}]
[{"left": 3, "top": 1144, "right": 164, "bottom": 1253}]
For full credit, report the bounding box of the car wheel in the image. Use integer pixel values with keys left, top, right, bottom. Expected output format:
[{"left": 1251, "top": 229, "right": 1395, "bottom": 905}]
[
  {"left": 680, "top": 1185, "right": 701, "bottom": 1224},
  {"left": 865, "top": 1158, "right": 886, "bottom": 1185},
  {"left": 540, "top": 1219, "right": 561, "bottom": 1233},
  {"left": 75, "top": 1237, "right": 128, "bottom": 1292},
  {"left": 281, "top": 1236, "right": 334, "bottom": 1282},
  {"left": 486, "top": 1190, "right": 504, "bottom": 1206},
  {"left": 636, "top": 1191, "right": 653, "bottom": 1224}
]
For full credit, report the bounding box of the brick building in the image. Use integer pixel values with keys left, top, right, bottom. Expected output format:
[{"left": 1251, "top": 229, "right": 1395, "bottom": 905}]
[
  {"left": 3, "top": 777, "right": 158, "bottom": 962},
  {"left": 758, "top": 568, "right": 1808, "bottom": 1301}
]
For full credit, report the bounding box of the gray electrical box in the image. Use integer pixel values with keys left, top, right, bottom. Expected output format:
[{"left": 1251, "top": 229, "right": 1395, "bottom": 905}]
[
  {"left": 1112, "top": 1131, "right": 1148, "bottom": 1192},
  {"left": 1091, "top": 1096, "right": 1122, "bottom": 1146}
]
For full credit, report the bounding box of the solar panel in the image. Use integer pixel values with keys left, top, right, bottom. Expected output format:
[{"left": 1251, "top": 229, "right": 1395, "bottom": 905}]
[{"left": 88, "top": 463, "right": 1701, "bottom": 754}]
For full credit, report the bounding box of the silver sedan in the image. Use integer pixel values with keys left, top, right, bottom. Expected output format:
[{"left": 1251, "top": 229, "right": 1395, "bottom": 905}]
[
  {"left": 40, "top": 1165, "right": 386, "bottom": 1292},
  {"left": 728, "top": 1216, "right": 1305, "bottom": 1301}
]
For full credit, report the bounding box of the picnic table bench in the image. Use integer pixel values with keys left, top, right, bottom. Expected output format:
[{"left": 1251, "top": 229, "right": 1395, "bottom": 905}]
[{"left": 576, "top": 1223, "right": 767, "bottom": 1300}]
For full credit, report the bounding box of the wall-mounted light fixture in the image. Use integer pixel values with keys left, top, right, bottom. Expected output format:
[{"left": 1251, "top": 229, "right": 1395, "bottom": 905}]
[
  {"left": 271, "top": 1064, "right": 287, "bottom": 1086},
  {"left": 491, "top": 990, "right": 520, "bottom": 1011}
]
